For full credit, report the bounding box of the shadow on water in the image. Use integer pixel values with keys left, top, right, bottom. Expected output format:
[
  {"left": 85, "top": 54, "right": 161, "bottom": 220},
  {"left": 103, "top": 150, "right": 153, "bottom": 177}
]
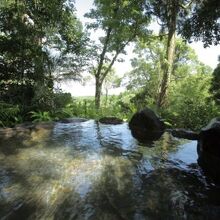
[{"left": 0, "top": 120, "right": 220, "bottom": 219}]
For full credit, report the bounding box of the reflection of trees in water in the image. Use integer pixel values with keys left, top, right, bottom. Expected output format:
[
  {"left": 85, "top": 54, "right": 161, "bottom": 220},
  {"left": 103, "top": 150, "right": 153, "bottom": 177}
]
[
  {"left": 138, "top": 132, "right": 185, "bottom": 169},
  {"left": 51, "top": 122, "right": 84, "bottom": 149},
  {"left": 95, "top": 121, "right": 143, "bottom": 161},
  {"left": 97, "top": 157, "right": 136, "bottom": 219},
  {"left": 53, "top": 156, "right": 220, "bottom": 220},
  {"left": 75, "top": 156, "right": 138, "bottom": 220},
  {"left": 52, "top": 154, "right": 140, "bottom": 220}
]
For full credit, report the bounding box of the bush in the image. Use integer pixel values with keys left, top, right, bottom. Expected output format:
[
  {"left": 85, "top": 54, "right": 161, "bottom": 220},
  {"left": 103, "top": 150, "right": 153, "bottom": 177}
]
[
  {"left": 68, "top": 94, "right": 136, "bottom": 121},
  {"left": 161, "top": 99, "right": 219, "bottom": 130},
  {"left": 0, "top": 102, "right": 21, "bottom": 127},
  {"left": 31, "top": 85, "right": 55, "bottom": 112},
  {"left": 160, "top": 73, "right": 220, "bottom": 130},
  {"left": 30, "top": 111, "right": 52, "bottom": 122},
  {"left": 54, "top": 92, "right": 72, "bottom": 109}
]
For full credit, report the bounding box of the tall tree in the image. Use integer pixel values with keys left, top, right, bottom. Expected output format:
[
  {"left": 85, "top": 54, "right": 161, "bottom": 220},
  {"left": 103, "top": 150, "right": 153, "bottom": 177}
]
[
  {"left": 85, "top": 0, "right": 151, "bottom": 110},
  {"left": 125, "top": 38, "right": 202, "bottom": 108},
  {"left": 151, "top": 0, "right": 193, "bottom": 108}
]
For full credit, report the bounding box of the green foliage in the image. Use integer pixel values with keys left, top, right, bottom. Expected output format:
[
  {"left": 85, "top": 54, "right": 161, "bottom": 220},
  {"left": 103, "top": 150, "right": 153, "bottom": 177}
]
[
  {"left": 85, "top": 0, "right": 152, "bottom": 109},
  {"left": 123, "top": 38, "right": 219, "bottom": 130},
  {"left": 182, "top": 0, "right": 220, "bottom": 46},
  {"left": 0, "top": 0, "right": 86, "bottom": 118},
  {"left": 0, "top": 0, "right": 54, "bottom": 106},
  {"left": 69, "top": 94, "right": 136, "bottom": 121},
  {"left": 70, "top": 99, "right": 99, "bottom": 119},
  {"left": 0, "top": 102, "right": 21, "bottom": 127},
  {"left": 30, "top": 111, "right": 52, "bottom": 122},
  {"left": 0, "top": 89, "right": 76, "bottom": 126},
  {"left": 161, "top": 73, "right": 220, "bottom": 130},
  {"left": 0, "top": 0, "right": 219, "bottom": 131},
  {"left": 31, "top": 86, "right": 55, "bottom": 112},
  {"left": 52, "top": 107, "right": 74, "bottom": 120},
  {"left": 53, "top": 92, "right": 73, "bottom": 109},
  {"left": 125, "top": 38, "right": 201, "bottom": 107},
  {"left": 32, "top": 92, "right": 75, "bottom": 121},
  {"left": 210, "top": 63, "right": 220, "bottom": 104}
]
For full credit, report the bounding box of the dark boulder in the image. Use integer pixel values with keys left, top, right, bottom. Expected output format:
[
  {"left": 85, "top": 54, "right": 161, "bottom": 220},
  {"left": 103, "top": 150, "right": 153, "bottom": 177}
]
[
  {"left": 129, "top": 108, "right": 165, "bottom": 141},
  {"left": 197, "top": 118, "right": 220, "bottom": 183},
  {"left": 99, "top": 117, "right": 123, "bottom": 125}
]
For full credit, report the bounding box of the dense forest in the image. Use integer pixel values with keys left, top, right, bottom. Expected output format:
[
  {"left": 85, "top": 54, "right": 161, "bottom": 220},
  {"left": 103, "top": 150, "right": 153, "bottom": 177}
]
[{"left": 1, "top": 0, "right": 220, "bottom": 130}]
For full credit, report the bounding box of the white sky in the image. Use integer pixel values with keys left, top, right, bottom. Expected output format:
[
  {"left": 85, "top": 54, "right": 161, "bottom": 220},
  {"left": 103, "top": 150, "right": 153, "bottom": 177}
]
[{"left": 60, "top": 0, "right": 220, "bottom": 97}]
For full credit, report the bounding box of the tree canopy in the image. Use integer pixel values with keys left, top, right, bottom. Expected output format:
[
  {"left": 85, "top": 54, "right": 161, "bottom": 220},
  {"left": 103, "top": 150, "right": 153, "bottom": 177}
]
[
  {"left": 85, "top": 0, "right": 152, "bottom": 109},
  {"left": 0, "top": 0, "right": 219, "bottom": 129},
  {"left": 0, "top": 0, "right": 86, "bottom": 112},
  {"left": 181, "top": 0, "right": 220, "bottom": 46}
]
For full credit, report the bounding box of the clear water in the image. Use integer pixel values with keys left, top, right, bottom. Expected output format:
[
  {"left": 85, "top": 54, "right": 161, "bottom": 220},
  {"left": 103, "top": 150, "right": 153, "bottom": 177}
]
[{"left": 0, "top": 120, "right": 220, "bottom": 220}]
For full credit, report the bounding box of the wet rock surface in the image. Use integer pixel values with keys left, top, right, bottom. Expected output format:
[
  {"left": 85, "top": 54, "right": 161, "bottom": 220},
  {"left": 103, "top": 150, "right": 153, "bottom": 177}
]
[
  {"left": 129, "top": 108, "right": 165, "bottom": 141},
  {"left": 198, "top": 118, "right": 220, "bottom": 156},
  {"left": 197, "top": 118, "right": 220, "bottom": 183},
  {"left": 0, "top": 119, "right": 89, "bottom": 140},
  {"left": 99, "top": 117, "right": 123, "bottom": 125},
  {"left": 0, "top": 122, "right": 55, "bottom": 140},
  {"left": 170, "top": 128, "right": 199, "bottom": 140},
  {"left": 58, "top": 118, "right": 88, "bottom": 123}
]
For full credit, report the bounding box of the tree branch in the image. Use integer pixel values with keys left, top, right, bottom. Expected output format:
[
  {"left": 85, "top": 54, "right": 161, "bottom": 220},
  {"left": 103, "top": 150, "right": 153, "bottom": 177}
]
[
  {"left": 95, "top": 0, "right": 120, "bottom": 78},
  {"left": 101, "top": 31, "right": 137, "bottom": 83},
  {"left": 95, "top": 27, "right": 112, "bottom": 78}
]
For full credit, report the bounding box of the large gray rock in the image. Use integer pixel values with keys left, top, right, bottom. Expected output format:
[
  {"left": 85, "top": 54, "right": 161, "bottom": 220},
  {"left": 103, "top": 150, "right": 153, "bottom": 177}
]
[
  {"left": 129, "top": 108, "right": 165, "bottom": 141},
  {"left": 197, "top": 118, "right": 220, "bottom": 183}
]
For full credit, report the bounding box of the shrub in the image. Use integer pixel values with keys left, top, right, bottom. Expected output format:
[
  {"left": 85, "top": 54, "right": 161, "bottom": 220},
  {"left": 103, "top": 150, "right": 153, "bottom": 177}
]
[
  {"left": 54, "top": 92, "right": 72, "bottom": 109},
  {"left": 0, "top": 102, "right": 21, "bottom": 127},
  {"left": 160, "top": 73, "right": 220, "bottom": 130},
  {"left": 30, "top": 111, "right": 52, "bottom": 122}
]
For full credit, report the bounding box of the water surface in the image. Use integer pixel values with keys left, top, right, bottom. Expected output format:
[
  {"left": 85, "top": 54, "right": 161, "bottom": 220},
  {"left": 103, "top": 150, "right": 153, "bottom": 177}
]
[{"left": 0, "top": 120, "right": 220, "bottom": 219}]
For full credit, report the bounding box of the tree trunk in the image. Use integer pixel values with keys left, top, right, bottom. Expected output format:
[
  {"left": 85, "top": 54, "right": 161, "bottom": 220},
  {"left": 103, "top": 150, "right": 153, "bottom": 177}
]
[
  {"left": 95, "top": 77, "right": 102, "bottom": 110},
  {"left": 105, "top": 87, "right": 108, "bottom": 107},
  {"left": 157, "top": 29, "right": 176, "bottom": 108},
  {"left": 157, "top": 1, "right": 177, "bottom": 109}
]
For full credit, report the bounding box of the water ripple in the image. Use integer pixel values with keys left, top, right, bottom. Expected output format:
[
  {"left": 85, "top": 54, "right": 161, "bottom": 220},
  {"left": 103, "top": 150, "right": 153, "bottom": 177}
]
[{"left": 0, "top": 120, "right": 219, "bottom": 219}]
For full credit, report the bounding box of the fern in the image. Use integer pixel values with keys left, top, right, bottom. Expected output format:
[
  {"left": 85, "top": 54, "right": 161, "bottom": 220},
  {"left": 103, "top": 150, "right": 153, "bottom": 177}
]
[
  {"left": 30, "top": 111, "right": 52, "bottom": 122},
  {"left": 0, "top": 102, "right": 20, "bottom": 127}
]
